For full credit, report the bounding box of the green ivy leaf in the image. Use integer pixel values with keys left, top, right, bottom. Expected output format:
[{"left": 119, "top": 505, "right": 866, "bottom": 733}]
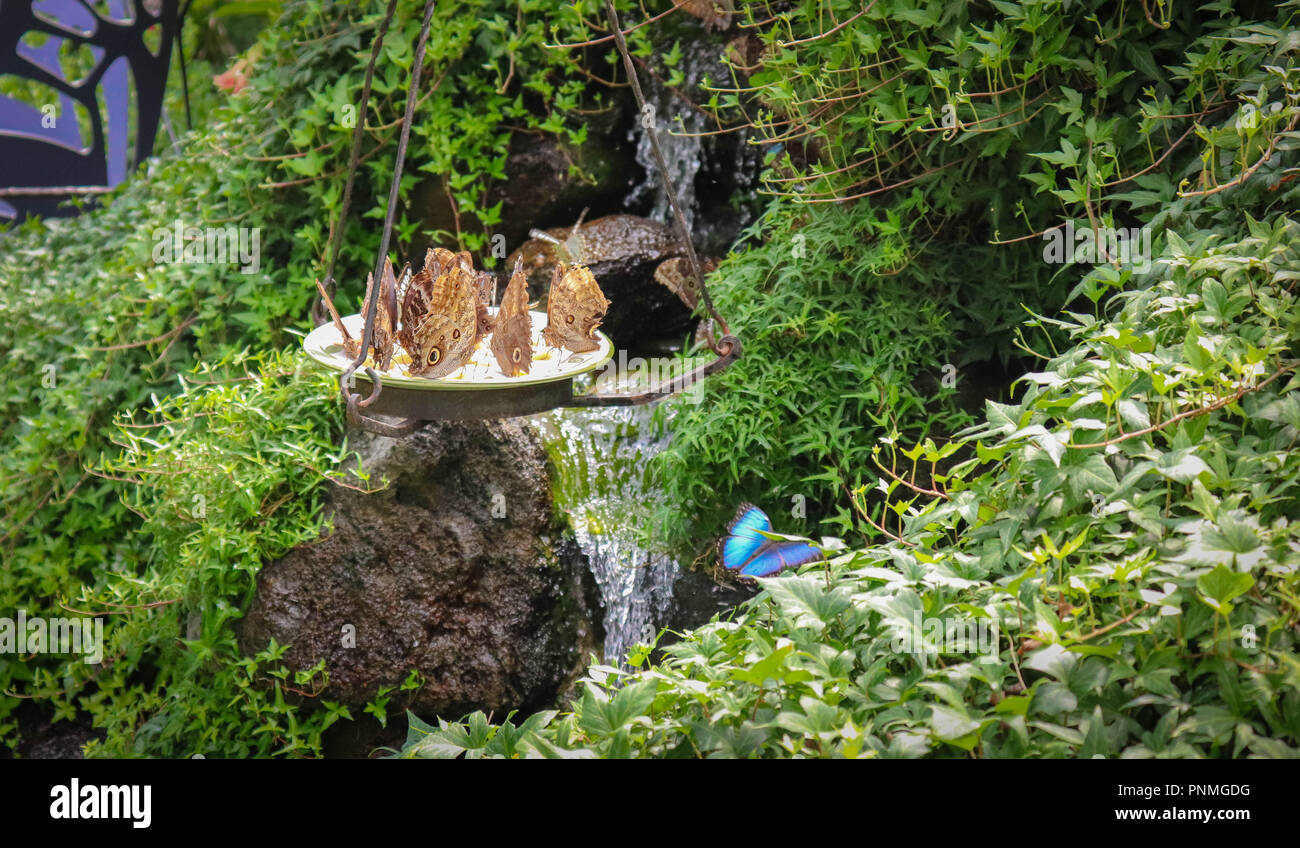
[{"left": 1196, "top": 565, "right": 1255, "bottom": 615}]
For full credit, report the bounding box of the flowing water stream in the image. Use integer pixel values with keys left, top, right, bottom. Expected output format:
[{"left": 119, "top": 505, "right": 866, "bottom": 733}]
[
  {"left": 534, "top": 27, "right": 764, "bottom": 662},
  {"left": 534, "top": 395, "right": 680, "bottom": 664}
]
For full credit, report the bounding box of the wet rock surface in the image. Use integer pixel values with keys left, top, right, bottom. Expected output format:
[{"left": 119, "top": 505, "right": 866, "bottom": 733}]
[
  {"left": 484, "top": 132, "right": 634, "bottom": 251},
  {"left": 5, "top": 703, "right": 99, "bottom": 759},
  {"left": 660, "top": 568, "right": 756, "bottom": 653},
  {"left": 239, "top": 420, "right": 603, "bottom": 722},
  {"left": 507, "top": 214, "right": 694, "bottom": 346}
]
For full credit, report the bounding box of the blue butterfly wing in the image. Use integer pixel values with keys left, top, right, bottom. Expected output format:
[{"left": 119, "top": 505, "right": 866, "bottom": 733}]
[
  {"left": 720, "top": 504, "right": 772, "bottom": 572},
  {"left": 738, "top": 540, "right": 823, "bottom": 579}
]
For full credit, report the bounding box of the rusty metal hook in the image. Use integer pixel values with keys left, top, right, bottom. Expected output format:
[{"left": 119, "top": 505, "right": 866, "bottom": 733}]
[
  {"left": 566, "top": 335, "right": 742, "bottom": 407},
  {"left": 340, "top": 366, "right": 427, "bottom": 436},
  {"left": 345, "top": 390, "right": 427, "bottom": 437}
]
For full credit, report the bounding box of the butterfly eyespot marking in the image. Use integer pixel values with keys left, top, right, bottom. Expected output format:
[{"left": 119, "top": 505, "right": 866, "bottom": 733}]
[
  {"left": 427, "top": 349, "right": 440, "bottom": 365},
  {"left": 511, "top": 348, "right": 522, "bottom": 363},
  {"left": 452, "top": 328, "right": 461, "bottom": 340},
  {"left": 566, "top": 314, "right": 575, "bottom": 324}
]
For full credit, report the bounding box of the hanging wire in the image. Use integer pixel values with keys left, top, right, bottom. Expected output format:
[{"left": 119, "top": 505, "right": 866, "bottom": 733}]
[
  {"left": 311, "top": 0, "right": 402, "bottom": 327},
  {"left": 338, "top": 0, "right": 439, "bottom": 437},
  {"left": 601, "top": 0, "right": 734, "bottom": 352},
  {"left": 178, "top": 0, "right": 194, "bottom": 130}
]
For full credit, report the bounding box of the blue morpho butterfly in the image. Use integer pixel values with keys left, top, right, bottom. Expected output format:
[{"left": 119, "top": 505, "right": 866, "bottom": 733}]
[{"left": 719, "top": 503, "right": 823, "bottom": 580}]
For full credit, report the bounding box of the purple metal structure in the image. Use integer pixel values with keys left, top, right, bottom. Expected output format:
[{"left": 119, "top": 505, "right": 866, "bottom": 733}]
[{"left": 0, "top": 0, "right": 180, "bottom": 221}]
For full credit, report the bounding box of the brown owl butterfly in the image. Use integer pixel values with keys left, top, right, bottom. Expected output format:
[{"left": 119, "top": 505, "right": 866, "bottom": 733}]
[
  {"left": 473, "top": 270, "right": 496, "bottom": 338},
  {"left": 436, "top": 249, "right": 495, "bottom": 337},
  {"left": 542, "top": 262, "right": 609, "bottom": 353},
  {"left": 490, "top": 256, "right": 533, "bottom": 377},
  {"left": 398, "top": 248, "right": 453, "bottom": 348},
  {"left": 314, "top": 257, "right": 399, "bottom": 371},
  {"left": 653, "top": 256, "right": 720, "bottom": 311},
  {"left": 369, "top": 258, "right": 401, "bottom": 371},
  {"left": 403, "top": 263, "right": 484, "bottom": 379},
  {"left": 315, "top": 277, "right": 358, "bottom": 358}
]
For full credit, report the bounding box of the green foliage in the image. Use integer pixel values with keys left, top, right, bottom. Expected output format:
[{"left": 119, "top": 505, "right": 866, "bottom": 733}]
[
  {"left": 0, "top": 126, "right": 288, "bottom": 750},
  {"left": 23, "top": 351, "right": 366, "bottom": 757},
  {"left": 655, "top": 197, "right": 982, "bottom": 545},
  {"left": 400, "top": 213, "right": 1300, "bottom": 758},
  {"left": 248, "top": 0, "right": 644, "bottom": 262},
  {"left": 4, "top": 0, "right": 1299, "bottom": 760},
  {"left": 654, "top": 0, "right": 1300, "bottom": 549},
  {"left": 720, "top": 0, "right": 1284, "bottom": 231}
]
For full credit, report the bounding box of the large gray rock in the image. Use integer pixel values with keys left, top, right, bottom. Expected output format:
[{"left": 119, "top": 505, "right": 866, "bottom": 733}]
[
  {"left": 484, "top": 132, "right": 633, "bottom": 250},
  {"left": 507, "top": 214, "right": 695, "bottom": 346},
  {"left": 409, "top": 127, "right": 637, "bottom": 261},
  {"left": 238, "top": 420, "right": 603, "bottom": 720}
]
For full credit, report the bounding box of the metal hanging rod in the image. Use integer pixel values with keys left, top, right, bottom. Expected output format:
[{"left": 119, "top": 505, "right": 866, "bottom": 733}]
[{"left": 337, "top": 0, "right": 438, "bottom": 436}]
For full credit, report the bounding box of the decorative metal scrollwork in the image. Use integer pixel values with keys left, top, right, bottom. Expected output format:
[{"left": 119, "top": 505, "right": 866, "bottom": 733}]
[{"left": 0, "top": 0, "right": 180, "bottom": 222}]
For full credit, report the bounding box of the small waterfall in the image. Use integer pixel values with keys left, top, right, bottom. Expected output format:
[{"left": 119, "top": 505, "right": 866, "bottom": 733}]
[
  {"left": 623, "top": 40, "right": 719, "bottom": 232},
  {"left": 534, "top": 30, "right": 765, "bottom": 663},
  {"left": 621, "top": 31, "right": 763, "bottom": 255},
  {"left": 533, "top": 392, "right": 680, "bottom": 664}
]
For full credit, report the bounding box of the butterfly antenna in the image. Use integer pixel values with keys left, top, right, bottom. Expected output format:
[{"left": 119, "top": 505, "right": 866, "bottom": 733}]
[
  {"left": 528, "top": 228, "right": 573, "bottom": 266},
  {"left": 565, "top": 207, "right": 589, "bottom": 264},
  {"left": 313, "top": 277, "right": 354, "bottom": 343}
]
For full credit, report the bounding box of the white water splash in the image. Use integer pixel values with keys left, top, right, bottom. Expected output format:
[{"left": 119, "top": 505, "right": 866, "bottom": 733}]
[
  {"left": 623, "top": 42, "right": 718, "bottom": 232},
  {"left": 533, "top": 396, "right": 680, "bottom": 664}
]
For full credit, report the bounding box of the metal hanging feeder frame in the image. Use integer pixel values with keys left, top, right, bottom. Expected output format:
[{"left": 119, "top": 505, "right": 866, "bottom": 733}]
[{"left": 316, "top": 0, "right": 741, "bottom": 436}]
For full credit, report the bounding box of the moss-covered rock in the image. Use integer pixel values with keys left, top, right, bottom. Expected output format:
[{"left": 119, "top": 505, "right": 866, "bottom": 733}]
[{"left": 239, "top": 420, "right": 603, "bottom": 718}]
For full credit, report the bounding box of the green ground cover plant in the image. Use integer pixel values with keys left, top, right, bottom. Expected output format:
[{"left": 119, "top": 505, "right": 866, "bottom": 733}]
[{"left": 654, "top": 0, "right": 1300, "bottom": 550}]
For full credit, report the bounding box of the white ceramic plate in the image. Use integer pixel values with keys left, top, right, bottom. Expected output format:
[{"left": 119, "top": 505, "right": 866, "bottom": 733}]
[{"left": 303, "top": 310, "right": 614, "bottom": 390}]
